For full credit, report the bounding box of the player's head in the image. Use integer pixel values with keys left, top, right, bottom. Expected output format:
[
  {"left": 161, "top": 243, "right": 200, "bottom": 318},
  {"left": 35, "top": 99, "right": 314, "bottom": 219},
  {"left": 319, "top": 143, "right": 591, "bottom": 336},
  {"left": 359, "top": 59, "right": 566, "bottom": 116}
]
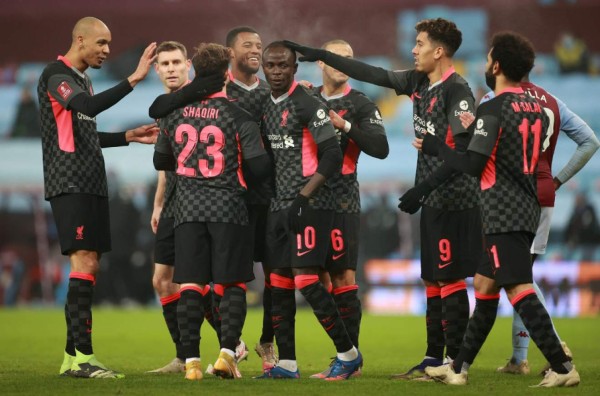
[
  {"left": 71, "top": 16, "right": 111, "bottom": 70},
  {"left": 154, "top": 41, "right": 191, "bottom": 93},
  {"left": 319, "top": 39, "right": 353, "bottom": 87},
  {"left": 262, "top": 41, "right": 298, "bottom": 97},
  {"left": 192, "top": 43, "right": 230, "bottom": 78},
  {"left": 226, "top": 26, "right": 262, "bottom": 75},
  {"left": 412, "top": 18, "right": 462, "bottom": 72},
  {"left": 485, "top": 32, "right": 535, "bottom": 90}
]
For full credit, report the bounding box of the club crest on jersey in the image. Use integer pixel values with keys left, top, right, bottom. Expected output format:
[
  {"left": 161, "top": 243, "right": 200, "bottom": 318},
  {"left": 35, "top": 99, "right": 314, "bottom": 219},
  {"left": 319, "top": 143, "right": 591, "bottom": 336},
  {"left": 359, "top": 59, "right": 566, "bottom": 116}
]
[
  {"left": 76, "top": 225, "right": 84, "bottom": 240},
  {"left": 57, "top": 81, "right": 73, "bottom": 100},
  {"left": 280, "top": 109, "right": 289, "bottom": 127}
]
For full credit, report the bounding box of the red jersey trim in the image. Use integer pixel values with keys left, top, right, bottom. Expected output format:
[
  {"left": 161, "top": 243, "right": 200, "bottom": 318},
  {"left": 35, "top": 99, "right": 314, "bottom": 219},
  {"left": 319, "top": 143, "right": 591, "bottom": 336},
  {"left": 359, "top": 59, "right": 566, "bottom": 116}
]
[
  {"left": 288, "top": 80, "right": 299, "bottom": 96},
  {"left": 235, "top": 133, "right": 247, "bottom": 189},
  {"left": 301, "top": 127, "right": 318, "bottom": 177},
  {"left": 440, "top": 66, "right": 456, "bottom": 83},
  {"left": 206, "top": 91, "right": 227, "bottom": 99},
  {"left": 49, "top": 92, "right": 75, "bottom": 152},
  {"left": 342, "top": 140, "right": 360, "bottom": 175},
  {"left": 496, "top": 87, "right": 523, "bottom": 96},
  {"left": 481, "top": 127, "right": 502, "bottom": 190}
]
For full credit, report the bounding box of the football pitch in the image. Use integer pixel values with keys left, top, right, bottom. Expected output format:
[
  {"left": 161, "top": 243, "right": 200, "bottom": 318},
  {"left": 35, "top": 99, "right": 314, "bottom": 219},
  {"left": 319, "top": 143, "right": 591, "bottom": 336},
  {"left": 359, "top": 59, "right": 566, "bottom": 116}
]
[{"left": 1, "top": 308, "right": 598, "bottom": 395}]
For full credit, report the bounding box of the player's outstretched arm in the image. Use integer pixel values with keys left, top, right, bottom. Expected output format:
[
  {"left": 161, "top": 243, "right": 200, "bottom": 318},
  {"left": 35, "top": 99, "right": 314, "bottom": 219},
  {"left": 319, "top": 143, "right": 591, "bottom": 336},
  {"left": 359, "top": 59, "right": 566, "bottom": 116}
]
[
  {"left": 284, "top": 40, "right": 393, "bottom": 88},
  {"left": 148, "top": 73, "right": 225, "bottom": 119},
  {"left": 127, "top": 42, "right": 157, "bottom": 87},
  {"left": 553, "top": 97, "right": 600, "bottom": 189},
  {"left": 126, "top": 123, "right": 159, "bottom": 144}
]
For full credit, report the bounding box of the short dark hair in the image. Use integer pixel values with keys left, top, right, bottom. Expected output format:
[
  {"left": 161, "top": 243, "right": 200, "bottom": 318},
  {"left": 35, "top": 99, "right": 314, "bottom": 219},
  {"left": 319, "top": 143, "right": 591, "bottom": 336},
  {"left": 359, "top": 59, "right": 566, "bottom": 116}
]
[
  {"left": 192, "top": 43, "right": 230, "bottom": 77},
  {"left": 225, "top": 26, "right": 258, "bottom": 47},
  {"left": 415, "top": 18, "right": 462, "bottom": 57},
  {"left": 156, "top": 41, "right": 187, "bottom": 58},
  {"left": 263, "top": 41, "right": 296, "bottom": 62},
  {"left": 321, "top": 39, "right": 351, "bottom": 50},
  {"left": 490, "top": 32, "right": 535, "bottom": 83}
]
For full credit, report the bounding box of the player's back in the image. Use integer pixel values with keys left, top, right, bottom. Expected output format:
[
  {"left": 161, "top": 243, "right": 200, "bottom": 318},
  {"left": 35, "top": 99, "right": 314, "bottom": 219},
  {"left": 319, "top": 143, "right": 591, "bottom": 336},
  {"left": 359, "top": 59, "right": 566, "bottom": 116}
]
[
  {"left": 164, "top": 92, "right": 252, "bottom": 225},
  {"left": 475, "top": 88, "right": 547, "bottom": 234}
]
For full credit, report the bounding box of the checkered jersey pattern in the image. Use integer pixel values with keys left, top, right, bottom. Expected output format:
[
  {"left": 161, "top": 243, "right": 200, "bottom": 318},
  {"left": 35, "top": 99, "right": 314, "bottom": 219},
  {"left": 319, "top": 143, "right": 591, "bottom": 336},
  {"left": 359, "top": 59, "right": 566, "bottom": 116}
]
[
  {"left": 262, "top": 84, "right": 336, "bottom": 212},
  {"left": 227, "top": 78, "right": 270, "bottom": 122},
  {"left": 161, "top": 96, "right": 261, "bottom": 225},
  {"left": 316, "top": 87, "right": 386, "bottom": 214},
  {"left": 469, "top": 91, "right": 546, "bottom": 234},
  {"left": 390, "top": 70, "right": 479, "bottom": 211},
  {"left": 157, "top": 118, "right": 177, "bottom": 218},
  {"left": 227, "top": 78, "right": 273, "bottom": 205},
  {"left": 38, "top": 60, "right": 108, "bottom": 199},
  {"left": 162, "top": 171, "right": 177, "bottom": 218}
]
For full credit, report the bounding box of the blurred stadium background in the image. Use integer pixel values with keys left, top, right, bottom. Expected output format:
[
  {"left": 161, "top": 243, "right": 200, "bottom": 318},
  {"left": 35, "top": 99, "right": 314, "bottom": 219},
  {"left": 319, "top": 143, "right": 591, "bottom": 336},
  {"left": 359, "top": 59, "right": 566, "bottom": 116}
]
[{"left": 1, "top": 0, "right": 599, "bottom": 317}]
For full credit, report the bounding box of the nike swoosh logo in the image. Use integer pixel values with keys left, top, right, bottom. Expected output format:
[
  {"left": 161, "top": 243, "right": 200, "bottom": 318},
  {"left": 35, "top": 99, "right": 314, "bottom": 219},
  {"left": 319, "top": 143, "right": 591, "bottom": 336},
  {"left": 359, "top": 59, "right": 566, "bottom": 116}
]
[
  {"left": 332, "top": 252, "right": 346, "bottom": 260},
  {"left": 297, "top": 250, "right": 312, "bottom": 257},
  {"left": 438, "top": 261, "right": 453, "bottom": 269}
]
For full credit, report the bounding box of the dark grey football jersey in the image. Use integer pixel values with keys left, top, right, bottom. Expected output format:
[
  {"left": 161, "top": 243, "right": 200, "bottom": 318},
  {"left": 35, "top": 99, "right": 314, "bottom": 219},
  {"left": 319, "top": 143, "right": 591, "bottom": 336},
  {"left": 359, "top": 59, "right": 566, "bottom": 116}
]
[
  {"left": 315, "top": 85, "right": 386, "bottom": 214},
  {"left": 226, "top": 75, "right": 273, "bottom": 205},
  {"left": 38, "top": 56, "right": 107, "bottom": 199},
  {"left": 388, "top": 68, "right": 479, "bottom": 211},
  {"left": 262, "top": 82, "right": 337, "bottom": 212},
  {"left": 468, "top": 88, "right": 548, "bottom": 234},
  {"left": 156, "top": 92, "right": 266, "bottom": 225}
]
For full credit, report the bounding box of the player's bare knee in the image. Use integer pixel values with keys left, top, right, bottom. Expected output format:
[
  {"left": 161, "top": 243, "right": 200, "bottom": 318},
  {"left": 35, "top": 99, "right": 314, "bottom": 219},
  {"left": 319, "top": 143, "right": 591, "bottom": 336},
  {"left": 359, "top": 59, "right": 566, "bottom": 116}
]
[
  {"left": 504, "top": 283, "right": 534, "bottom": 301},
  {"left": 438, "top": 278, "right": 464, "bottom": 287},
  {"left": 473, "top": 274, "right": 498, "bottom": 295},
  {"left": 330, "top": 269, "right": 356, "bottom": 288},
  {"left": 69, "top": 250, "right": 100, "bottom": 274}
]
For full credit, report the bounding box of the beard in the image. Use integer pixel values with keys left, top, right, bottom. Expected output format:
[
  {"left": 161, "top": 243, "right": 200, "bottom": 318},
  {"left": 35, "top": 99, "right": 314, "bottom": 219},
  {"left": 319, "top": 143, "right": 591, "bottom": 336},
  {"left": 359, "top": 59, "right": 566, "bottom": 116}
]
[
  {"left": 237, "top": 59, "right": 260, "bottom": 75},
  {"left": 485, "top": 69, "right": 496, "bottom": 91}
]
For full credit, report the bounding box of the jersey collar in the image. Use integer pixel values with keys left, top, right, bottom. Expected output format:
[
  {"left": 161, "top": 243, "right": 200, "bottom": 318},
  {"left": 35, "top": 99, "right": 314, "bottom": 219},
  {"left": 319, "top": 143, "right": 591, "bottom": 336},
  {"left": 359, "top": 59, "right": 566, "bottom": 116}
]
[
  {"left": 228, "top": 70, "right": 260, "bottom": 90},
  {"left": 320, "top": 84, "right": 351, "bottom": 101},
  {"left": 497, "top": 87, "right": 524, "bottom": 96},
  {"left": 270, "top": 80, "right": 298, "bottom": 104},
  {"left": 58, "top": 55, "right": 86, "bottom": 79},
  {"left": 206, "top": 91, "right": 228, "bottom": 99},
  {"left": 429, "top": 66, "right": 455, "bottom": 90}
]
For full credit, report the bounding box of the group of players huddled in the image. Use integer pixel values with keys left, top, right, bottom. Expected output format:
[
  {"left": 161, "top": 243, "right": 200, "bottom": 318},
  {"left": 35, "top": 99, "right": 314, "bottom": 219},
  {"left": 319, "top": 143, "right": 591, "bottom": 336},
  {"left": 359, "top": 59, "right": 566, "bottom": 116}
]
[{"left": 38, "top": 15, "right": 597, "bottom": 387}]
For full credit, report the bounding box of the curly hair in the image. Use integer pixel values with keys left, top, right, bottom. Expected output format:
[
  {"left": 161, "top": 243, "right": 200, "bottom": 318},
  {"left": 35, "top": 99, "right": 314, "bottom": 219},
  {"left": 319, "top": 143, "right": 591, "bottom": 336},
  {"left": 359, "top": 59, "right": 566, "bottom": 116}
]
[
  {"left": 415, "top": 18, "right": 462, "bottom": 56},
  {"left": 490, "top": 32, "right": 536, "bottom": 83},
  {"left": 191, "top": 43, "right": 230, "bottom": 77}
]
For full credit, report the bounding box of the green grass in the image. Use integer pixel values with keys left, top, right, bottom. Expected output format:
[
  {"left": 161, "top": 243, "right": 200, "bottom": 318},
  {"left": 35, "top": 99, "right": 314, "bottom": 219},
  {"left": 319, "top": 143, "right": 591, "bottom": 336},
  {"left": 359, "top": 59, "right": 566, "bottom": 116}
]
[{"left": 0, "top": 308, "right": 597, "bottom": 395}]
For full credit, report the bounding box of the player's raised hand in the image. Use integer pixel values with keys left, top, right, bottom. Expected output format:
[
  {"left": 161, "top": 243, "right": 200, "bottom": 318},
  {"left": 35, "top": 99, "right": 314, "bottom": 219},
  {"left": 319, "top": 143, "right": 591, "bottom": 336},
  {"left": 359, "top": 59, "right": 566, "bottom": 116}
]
[
  {"left": 126, "top": 123, "right": 159, "bottom": 144},
  {"left": 460, "top": 111, "right": 475, "bottom": 129},
  {"left": 283, "top": 40, "right": 327, "bottom": 62},
  {"left": 128, "top": 42, "right": 158, "bottom": 87},
  {"left": 328, "top": 110, "right": 346, "bottom": 130}
]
